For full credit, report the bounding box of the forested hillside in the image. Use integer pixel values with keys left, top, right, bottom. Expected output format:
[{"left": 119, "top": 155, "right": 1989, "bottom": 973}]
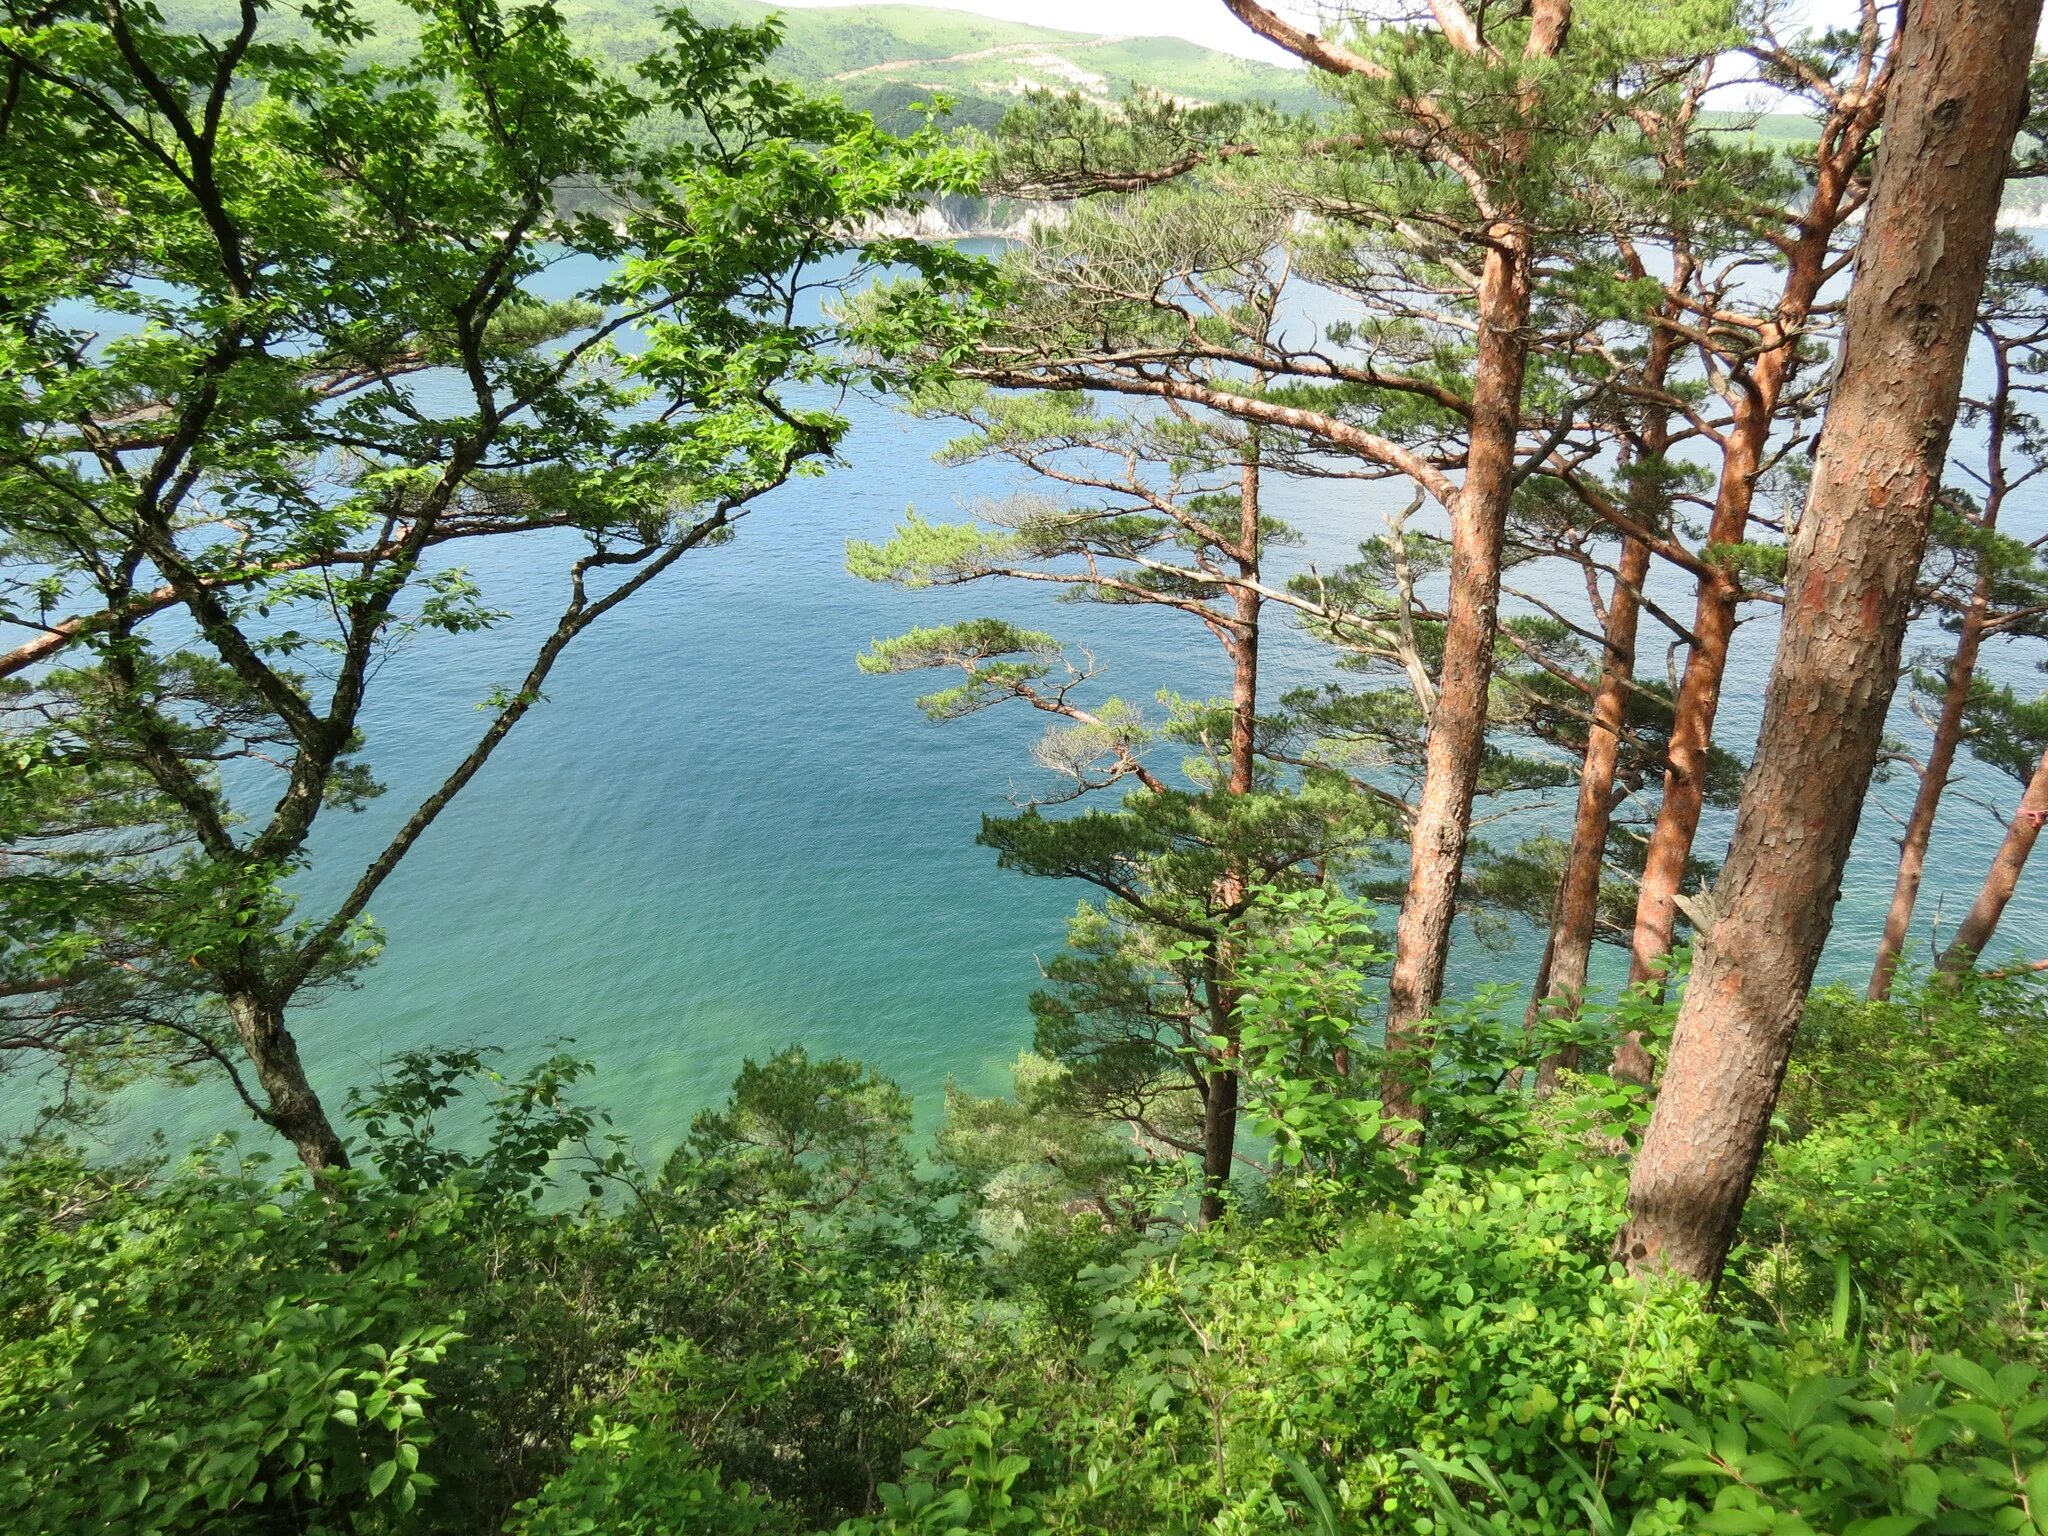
[
  {"left": 158, "top": 0, "right": 1328, "bottom": 127},
  {"left": 5, "top": 2, "right": 2048, "bottom": 1534}
]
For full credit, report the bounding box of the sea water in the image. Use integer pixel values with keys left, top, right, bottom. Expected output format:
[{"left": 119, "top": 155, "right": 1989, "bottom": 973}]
[{"left": 7, "top": 244, "right": 2042, "bottom": 1162}]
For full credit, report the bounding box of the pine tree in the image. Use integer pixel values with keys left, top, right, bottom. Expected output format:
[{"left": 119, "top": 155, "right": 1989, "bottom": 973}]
[{"left": 1617, "top": 0, "right": 2042, "bottom": 1286}]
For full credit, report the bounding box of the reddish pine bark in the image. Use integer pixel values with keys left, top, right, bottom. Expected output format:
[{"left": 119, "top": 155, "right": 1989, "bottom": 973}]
[
  {"left": 1628, "top": 88, "right": 1885, "bottom": 988},
  {"left": 1534, "top": 533, "right": 1650, "bottom": 1094},
  {"left": 1616, "top": 0, "right": 2038, "bottom": 1287},
  {"left": 1383, "top": 233, "right": 1536, "bottom": 1129},
  {"left": 1221, "top": 0, "right": 1568, "bottom": 1141},
  {"left": 1870, "top": 602, "right": 1990, "bottom": 996},
  {"left": 1542, "top": 306, "right": 1682, "bottom": 1089},
  {"left": 1872, "top": 334, "right": 2022, "bottom": 997},
  {"left": 1939, "top": 742, "right": 2048, "bottom": 975}
]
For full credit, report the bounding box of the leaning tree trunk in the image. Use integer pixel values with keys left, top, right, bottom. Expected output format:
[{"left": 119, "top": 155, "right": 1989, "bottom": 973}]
[
  {"left": 1628, "top": 134, "right": 1869, "bottom": 986},
  {"left": 226, "top": 990, "right": 350, "bottom": 1173},
  {"left": 1217, "top": 0, "right": 1569, "bottom": 1138},
  {"left": 1541, "top": 316, "right": 1680, "bottom": 1088},
  {"left": 1616, "top": 0, "right": 2037, "bottom": 1288},
  {"left": 1870, "top": 599, "right": 1990, "bottom": 996},
  {"left": 1874, "top": 338, "right": 2017, "bottom": 998},
  {"left": 1938, "top": 741, "right": 2048, "bottom": 975},
  {"left": 1383, "top": 233, "right": 1533, "bottom": 1131}
]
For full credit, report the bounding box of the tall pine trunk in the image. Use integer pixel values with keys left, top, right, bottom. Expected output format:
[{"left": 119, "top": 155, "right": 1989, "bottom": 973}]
[
  {"left": 1199, "top": 448, "right": 1264, "bottom": 1223},
  {"left": 1219, "top": 0, "right": 1569, "bottom": 1136},
  {"left": 1198, "top": 969, "right": 1241, "bottom": 1227},
  {"left": 1534, "top": 532, "right": 1650, "bottom": 1093},
  {"left": 1939, "top": 742, "right": 2048, "bottom": 974},
  {"left": 1616, "top": 0, "right": 2037, "bottom": 1287},
  {"left": 1540, "top": 314, "right": 1681, "bottom": 1088},
  {"left": 1628, "top": 125, "right": 1874, "bottom": 987},
  {"left": 1873, "top": 338, "right": 2019, "bottom": 996},
  {"left": 1383, "top": 233, "right": 1533, "bottom": 1130}
]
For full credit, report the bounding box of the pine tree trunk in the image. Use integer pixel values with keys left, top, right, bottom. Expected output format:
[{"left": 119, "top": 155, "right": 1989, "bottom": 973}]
[
  {"left": 1198, "top": 451, "right": 1265, "bottom": 1222},
  {"left": 1535, "top": 533, "right": 1650, "bottom": 1091},
  {"left": 1383, "top": 234, "right": 1532, "bottom": 1131},
  {"left": 226, "top": 991, "right": 349, "bottom": 1173},
  {"left": 1938, "top": 742, "right": 2048, "bottom": 974},
  {"left": 1221, "top": 0, "right": 1567, "bottom": 1135},
  {"left": 1870, "top": 603, "right": 1989, "bottom": 996},
  {"left": 1229, "top": 450, "right": 1262, "bottom": 800},
  {"left": 1628, "top": 126, "right": 1870, "bottom": 986},
  {"left": 1198, "top": 1053, "right": 1239, "bottom": 1226},
  {"left": 1525, "top": 909, "right": 1572, "bottom": 1095},
  {"left": 1616, "top": 0, "right": 2036, "bottom": 1287}
]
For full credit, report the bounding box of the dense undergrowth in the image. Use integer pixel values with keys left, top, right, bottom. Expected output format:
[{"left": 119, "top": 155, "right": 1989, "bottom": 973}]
[{"left": 6, "top": 967, "right": 2048, "bottom": 1535}]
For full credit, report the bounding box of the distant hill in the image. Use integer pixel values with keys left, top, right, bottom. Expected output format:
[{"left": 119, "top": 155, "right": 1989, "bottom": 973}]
[
  {"left": 160, "top": 0, "right": 1324, "bottom": 132},
  {"left": 161, "top": 5, "right": 2048, "bottom": 222},
  {"left": 689, "top": 3, "right": 1325, "bottom": 128}
]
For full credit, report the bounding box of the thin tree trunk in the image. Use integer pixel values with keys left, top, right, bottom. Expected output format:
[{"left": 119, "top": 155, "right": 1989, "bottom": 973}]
[
  {"left": 1229, "top": 447, "right": 1262, "bottom": 800},
  {"left": 1524, "top": 908, "right": 1570, "bottom": 1095},
  {"left": 1628, "top": 122, "right": 1873, "bottom": 985},
  {"left": 1198, "top": 1027, "right": 1240, "bottom": 1226},
  {"left": 226, "top": 991, "right": 350, "bottom": 1173},
  {"left": 1199, "top": 448, "right": 1265, "bottom": 1222},
  {"left": 1380, "top": 0, "right": 1573, "bottom": 1132},
  {"left": 1870, "top": 602, "right": 1989, "bottom": 996},
  {"left": 1537, "top": 533, "right": 1651, "bottom": 1090},
  {"left": 1874, "top": 336, "right": 2016, "bottom": 997},
  {"left": 1558, "top": 308, "right": 1683, "bottom": 1085},
  {"left": 1939, "top": 742, "right": 2048, "bottom": 974},
  {"left": 1617, "top": 0, "right": 2035, "bottom": 1287},
  {"left": 1383, "top": 233, "right": 1533, "bottom": 1130}
]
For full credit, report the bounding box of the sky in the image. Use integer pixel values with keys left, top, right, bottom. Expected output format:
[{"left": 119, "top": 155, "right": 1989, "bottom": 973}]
[{"left": 769, "top": 0, "right": 1876, "bottom": 69}]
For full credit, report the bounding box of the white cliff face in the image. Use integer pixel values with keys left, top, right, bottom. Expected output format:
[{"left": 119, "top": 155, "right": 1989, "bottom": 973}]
[{"left": 853, "top": 199, "right": 1071, "bottom": 241}]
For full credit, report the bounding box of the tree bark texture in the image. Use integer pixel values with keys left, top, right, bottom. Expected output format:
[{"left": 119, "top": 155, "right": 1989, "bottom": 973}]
[
  {"left": 227, "top": 991, "right": 350, "bottom": 1173},
  {"left": 1535, "top": 532, "right": 1651, "bottom": 1094},
  {"left": 1874, "top": 335, "right": 2017, "bottom": 997},
  {"left": 1198, "top": 448, "right": 1265, "bottom": 1222},
  {"left": 1383, "top": 234, "right": 1534, "bottom": 1127},
  {"left": 1617, "top": 0, "right": 2039, "bottom": 1288},
  {"left": 1381, "top": 1, "right": 1571, "bottom": 1128},
  {"left": 1629, "top": 109, "right": 1879, "bottom": 985}
]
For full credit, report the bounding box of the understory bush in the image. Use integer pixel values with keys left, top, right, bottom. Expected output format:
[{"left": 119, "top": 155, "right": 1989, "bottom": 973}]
[{"left": 4, "top": 971, "right": 2047, "bottom": 1534}]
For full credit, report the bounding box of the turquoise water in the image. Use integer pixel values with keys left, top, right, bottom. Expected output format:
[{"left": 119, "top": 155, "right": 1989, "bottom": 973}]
[{"left": 10, "top": 247, "right": 2044, "bottom": 1161}]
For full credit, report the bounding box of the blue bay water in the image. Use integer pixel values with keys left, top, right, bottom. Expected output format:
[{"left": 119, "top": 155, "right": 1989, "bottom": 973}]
[{"left": 10, "top": 244, "right": 2045, "bottom": 1161}]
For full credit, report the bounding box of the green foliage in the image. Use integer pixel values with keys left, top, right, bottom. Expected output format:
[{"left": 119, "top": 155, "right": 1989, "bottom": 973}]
[
  {"left": 1742, "top": 974, "right": 2048, "bottom": 1351},
  {"left": 938, "top": 1052, "right": 1154, "bottom": 1248},
  {"left": 1663, "top": 1357, "right": 2048, "bottom": 1536},
  {"left": 834, "top": 1408, "right": 1044, "bottom": 1536},
  {"left": 0, "top": 1146, "right": 463, "bottom": 1533},
  {"left": 514, "top": 1418, "right": 784, "bottom": 1536},
  {"left": 665, "top": 1045, "right": 918, "bottom": 1220},
  {"left": 7, "top": 966, "right": 2048, "bottom": 1535},
  {"left": 0, "top": 0, "right": 985, "bottom": 1127},
  {"left": 1019, "top": 1160, "right": 1721, "bottom": 1534},
  {"left": 1233, "top": 887, "right": 1395, "bottom": 1177}
]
